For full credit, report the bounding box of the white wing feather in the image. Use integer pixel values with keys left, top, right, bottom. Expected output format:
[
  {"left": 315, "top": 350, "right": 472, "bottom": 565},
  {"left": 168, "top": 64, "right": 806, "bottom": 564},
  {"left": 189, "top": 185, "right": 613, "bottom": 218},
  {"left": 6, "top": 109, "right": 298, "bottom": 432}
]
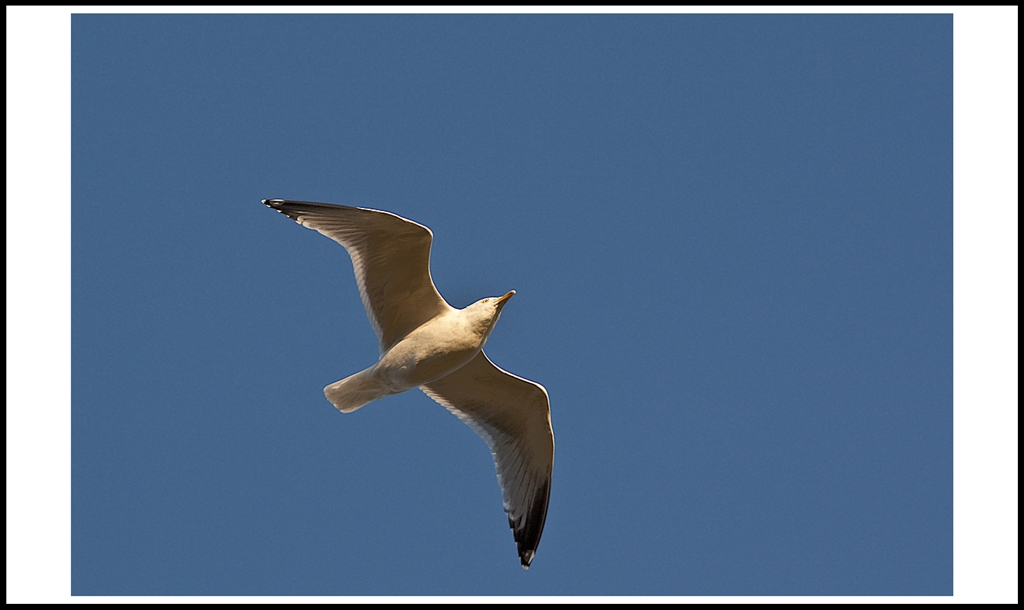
[
  {"left": 263, "top": 199, "right": 452, "bottom": 353},
  {"left": 421, "top": 351, "right": 554, "bottom": 569}
]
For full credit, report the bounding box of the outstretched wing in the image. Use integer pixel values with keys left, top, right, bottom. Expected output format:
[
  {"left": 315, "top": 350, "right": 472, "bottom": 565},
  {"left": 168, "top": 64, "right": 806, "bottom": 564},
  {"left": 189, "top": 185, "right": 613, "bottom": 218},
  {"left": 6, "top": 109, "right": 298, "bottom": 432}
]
[
  {"left": 421, "top": 351, "right": 554, "bottom": 569},
  {"left": 263, "top": 199, "right": 452, "bottom": 352}
]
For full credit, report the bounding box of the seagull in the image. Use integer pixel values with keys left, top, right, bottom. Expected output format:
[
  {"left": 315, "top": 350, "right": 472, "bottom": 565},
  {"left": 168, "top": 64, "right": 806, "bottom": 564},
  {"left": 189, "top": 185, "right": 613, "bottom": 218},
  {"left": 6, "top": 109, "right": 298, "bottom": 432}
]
[{"left": 262, "top": 199, "right": 554, "bottom": 569}]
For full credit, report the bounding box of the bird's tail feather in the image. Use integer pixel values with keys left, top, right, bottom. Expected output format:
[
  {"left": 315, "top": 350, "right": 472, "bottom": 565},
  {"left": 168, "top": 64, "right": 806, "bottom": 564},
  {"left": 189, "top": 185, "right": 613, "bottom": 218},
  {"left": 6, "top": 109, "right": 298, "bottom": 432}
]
[{"left": 324, "top": 367, "right": 388, "bottom": 413}]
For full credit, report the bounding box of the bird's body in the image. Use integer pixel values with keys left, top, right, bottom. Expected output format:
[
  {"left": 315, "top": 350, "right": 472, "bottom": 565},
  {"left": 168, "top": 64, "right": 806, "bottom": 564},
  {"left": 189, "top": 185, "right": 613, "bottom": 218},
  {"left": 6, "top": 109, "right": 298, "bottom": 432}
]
[
  {"left": 324, "top": 294, "right": 513, "bottom": 411},
  {"left": 262, "top": 199, "right": 553, "bottom": 569},
  {"left": 375, "top": 301, "right": 506, "bottom": 388}
]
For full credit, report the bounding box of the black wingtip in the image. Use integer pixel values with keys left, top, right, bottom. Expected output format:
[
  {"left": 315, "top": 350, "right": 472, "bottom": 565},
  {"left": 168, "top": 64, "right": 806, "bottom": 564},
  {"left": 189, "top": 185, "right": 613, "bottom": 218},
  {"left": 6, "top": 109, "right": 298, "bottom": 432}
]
[
  {"left": 261, "top": 199, "right": 363, "bottom": 213},
  {"left": 262, "top": 199, "right": 307, "bottom": 223},
  {"left": 510, "top": 478, "right": 550, "bottom": 571},
  {"left": 520, "top": 552, "right": 534, "bottom": 570}
]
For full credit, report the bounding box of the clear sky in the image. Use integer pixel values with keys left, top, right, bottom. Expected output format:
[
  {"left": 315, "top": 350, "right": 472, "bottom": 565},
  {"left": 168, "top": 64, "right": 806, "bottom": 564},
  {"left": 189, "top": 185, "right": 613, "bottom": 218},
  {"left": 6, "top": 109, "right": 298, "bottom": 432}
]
[
  {"left": 6, "top": 9, "right": 1009, "bottom": 600},
  {"left": 69, "top": 13, "right": 952, "bottom": 596}
]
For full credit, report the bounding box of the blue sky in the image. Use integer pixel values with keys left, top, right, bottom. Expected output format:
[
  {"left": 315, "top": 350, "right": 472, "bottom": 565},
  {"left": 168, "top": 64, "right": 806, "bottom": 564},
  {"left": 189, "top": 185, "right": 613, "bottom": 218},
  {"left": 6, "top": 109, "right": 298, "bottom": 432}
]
[{"left": 7, "top": 8, "right": 1018, "bottom": 602}]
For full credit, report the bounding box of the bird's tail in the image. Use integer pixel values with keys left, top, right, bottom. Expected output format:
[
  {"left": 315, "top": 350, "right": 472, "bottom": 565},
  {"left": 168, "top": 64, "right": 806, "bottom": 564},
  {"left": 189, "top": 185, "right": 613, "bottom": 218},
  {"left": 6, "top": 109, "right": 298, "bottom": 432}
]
[{"left": 323, "top": 366, "right": 389, "bottom": 413}]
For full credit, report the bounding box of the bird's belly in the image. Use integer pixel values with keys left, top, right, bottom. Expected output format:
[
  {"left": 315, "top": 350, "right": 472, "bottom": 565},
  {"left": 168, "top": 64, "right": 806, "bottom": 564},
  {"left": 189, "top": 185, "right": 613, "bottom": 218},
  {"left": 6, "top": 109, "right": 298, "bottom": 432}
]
[{"left": 375, "top": 326, "right": 481, "bottom": 391}]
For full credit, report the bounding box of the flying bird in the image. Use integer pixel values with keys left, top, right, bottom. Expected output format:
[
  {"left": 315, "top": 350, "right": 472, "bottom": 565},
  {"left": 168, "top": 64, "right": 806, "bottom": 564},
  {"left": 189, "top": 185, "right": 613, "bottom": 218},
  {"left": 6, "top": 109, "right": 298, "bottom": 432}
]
[{"left": 262, "top": 199, "right": 554, "bottom": 569}]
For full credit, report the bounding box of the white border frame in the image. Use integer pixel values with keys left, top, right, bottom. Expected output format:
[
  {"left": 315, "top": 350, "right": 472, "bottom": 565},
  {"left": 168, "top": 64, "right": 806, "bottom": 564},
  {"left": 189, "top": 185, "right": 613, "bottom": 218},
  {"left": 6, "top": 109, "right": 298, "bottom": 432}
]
[{"left": 6, "top": 6, "right": 1017, "bottom": 604}]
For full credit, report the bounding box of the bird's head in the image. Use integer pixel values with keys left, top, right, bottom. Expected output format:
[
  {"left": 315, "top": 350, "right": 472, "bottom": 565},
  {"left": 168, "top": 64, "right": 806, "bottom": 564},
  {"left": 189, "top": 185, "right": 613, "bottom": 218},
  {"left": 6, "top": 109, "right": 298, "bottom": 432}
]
[
  {"left": 489, "top": 290, "right": 516, "bottom": 316},
  {"left": 465, "top": 290, "right": 516, "bottom": 338}
]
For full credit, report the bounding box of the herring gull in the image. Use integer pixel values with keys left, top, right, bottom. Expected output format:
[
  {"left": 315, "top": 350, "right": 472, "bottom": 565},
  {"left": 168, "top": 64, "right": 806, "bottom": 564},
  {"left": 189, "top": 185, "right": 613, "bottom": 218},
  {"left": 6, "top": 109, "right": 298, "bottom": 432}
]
[{"left": 262, "top": 199, "right": 554, "bottom": 569}]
